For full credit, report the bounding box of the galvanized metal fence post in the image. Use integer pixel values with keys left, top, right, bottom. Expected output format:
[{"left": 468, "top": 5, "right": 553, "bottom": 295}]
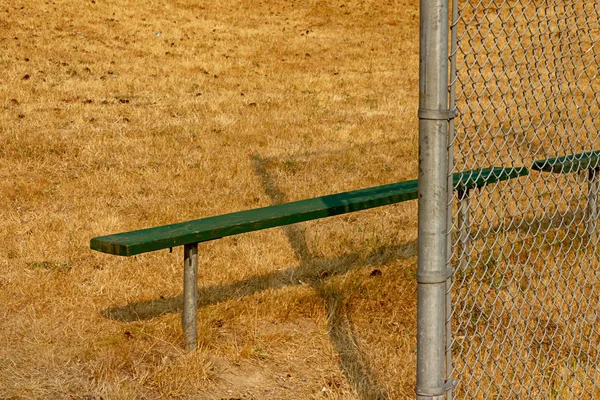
[{"left": 416, "top": 0, "right": 451, "bottom": 396}]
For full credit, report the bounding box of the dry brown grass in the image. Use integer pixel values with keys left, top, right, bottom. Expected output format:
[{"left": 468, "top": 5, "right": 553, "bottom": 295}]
[{"left": 0, "top": 0, "right": 420, "bottom": 398}]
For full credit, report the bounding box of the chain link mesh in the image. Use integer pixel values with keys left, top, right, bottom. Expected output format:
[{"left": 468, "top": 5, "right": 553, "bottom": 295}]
[{"left": 448, "top": 0, "right": 600, "bottom": 397}]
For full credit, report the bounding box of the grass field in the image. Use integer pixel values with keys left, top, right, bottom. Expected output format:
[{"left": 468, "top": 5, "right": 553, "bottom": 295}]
[{"left": 0, "top": 0, "right": 421, "bottom": 398}]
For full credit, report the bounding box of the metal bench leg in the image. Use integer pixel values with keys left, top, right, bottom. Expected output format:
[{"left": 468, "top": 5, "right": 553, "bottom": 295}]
[
  {"left": 587, "top": 168, "right": 600, "bottom": 237},
  {"left": 183, "top": 243, "right": 199, "bottom": 349},
  {"left": 458, "top": 188, "right": 472, "bottom": 270}
]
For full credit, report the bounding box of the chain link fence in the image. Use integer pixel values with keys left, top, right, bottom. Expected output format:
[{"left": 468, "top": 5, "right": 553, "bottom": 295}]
[{"left": 448, "top": 0, "right": 600, "bottom": 397}]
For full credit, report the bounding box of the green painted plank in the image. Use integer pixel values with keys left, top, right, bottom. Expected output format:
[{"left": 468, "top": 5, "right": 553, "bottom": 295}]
[
  {"left": 532, "top": 150, "right": 600, "bottom": 174},
  {"left": 453, "top": 166, "right": 528, "bottom": 191},
  {"left": 90, "top": 166, "right": 528, "bottom": 256},
  {"left": 91, "top": 180, "right": 419, "bottom": 256}
]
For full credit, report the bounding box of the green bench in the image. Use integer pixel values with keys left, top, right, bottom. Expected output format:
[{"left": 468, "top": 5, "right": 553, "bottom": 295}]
[
  {"left": 532, "top": 150, "right": 600, "bottom": 235},
  {"left": 91, "top": 166, "right": 528, "bottom": 348}
]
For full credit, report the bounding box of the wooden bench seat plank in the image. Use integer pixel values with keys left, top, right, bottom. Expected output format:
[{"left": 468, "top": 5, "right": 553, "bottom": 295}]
[
  {"left": 532, "top": 150, "right": 600, "bottom": 174},
  {"left": 90, "top": 166, "right": 528, "bottom": 256}
]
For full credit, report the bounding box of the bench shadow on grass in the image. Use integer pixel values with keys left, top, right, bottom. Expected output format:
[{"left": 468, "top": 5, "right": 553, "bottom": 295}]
[
  {"left": 102, "top": 242, "right": 414, "bottom": 322},
  {"left": 469, "top": 208, "right": 588, "bottom": 242},
  {"left": 252, "top": 154, "right": 395, "bottom": 400},
  {"left": 103, "top": 154, "right": 415, "bottom": 400}
]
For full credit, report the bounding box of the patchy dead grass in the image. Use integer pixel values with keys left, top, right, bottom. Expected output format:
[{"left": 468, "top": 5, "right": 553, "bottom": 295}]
[{"left": 0, "top": 0, "right": 419, "bottom": 398}]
